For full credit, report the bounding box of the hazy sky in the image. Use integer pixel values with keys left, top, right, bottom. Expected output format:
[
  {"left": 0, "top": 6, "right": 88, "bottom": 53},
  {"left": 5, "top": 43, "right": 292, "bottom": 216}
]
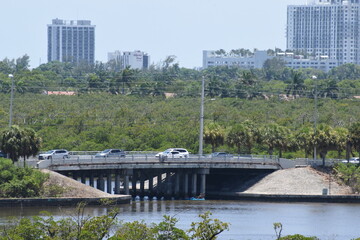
[{"left": 1, "top": 0, "right": 307, "bottom": 69}]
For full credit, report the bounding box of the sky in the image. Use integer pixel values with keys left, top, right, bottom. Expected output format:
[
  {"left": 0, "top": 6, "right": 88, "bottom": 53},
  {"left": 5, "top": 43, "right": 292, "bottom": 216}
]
[{"left": 1, "top": 0, "right": 308, "bottom": 69}]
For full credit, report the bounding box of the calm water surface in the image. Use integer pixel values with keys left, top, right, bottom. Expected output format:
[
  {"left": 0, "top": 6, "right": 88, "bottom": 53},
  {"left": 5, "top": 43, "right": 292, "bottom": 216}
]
[{"left": 1, "top": 200, "right": 360, "bottom": 240}]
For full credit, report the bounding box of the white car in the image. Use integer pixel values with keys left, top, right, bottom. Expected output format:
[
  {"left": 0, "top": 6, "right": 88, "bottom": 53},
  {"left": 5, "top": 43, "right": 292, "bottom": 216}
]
[
  {"left": 38, "top": 149, "right": 70, "bottom": 160},
  {"left": 156, "top": 148, "right": 189, "bottom": 159},
  {"left": 342, "top": 157, "right": 359, "bottom": 164}
]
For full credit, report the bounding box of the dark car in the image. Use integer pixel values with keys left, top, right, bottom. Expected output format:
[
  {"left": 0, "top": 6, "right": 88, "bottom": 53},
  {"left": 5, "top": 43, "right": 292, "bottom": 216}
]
[
  {"left": 95, "top": 149, "right": 126, "bottom": 158},
  {"left": 0, "top": 150, "right": 7, "bottom": 158}
]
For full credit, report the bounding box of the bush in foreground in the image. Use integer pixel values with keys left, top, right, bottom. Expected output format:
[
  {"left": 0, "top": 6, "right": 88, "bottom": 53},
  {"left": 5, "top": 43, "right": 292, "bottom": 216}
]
[{"left": 0, "top": 158, "right": 48, "bottom": 198}]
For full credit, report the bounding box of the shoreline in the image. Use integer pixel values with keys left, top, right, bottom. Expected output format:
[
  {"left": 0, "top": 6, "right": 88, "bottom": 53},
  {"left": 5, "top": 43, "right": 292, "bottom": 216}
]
[
  {"left": 0, "top": 195, "right": 131, "bottom": 207},
  {"left": 207, "top": 192, "right": 360, "bottom": 203},
  {"left": 2, "top": 192, "right": 360, "bottom": 207}
]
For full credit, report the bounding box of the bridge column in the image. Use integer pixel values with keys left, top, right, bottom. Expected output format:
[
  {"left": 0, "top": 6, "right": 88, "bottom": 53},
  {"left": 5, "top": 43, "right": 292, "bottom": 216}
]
[
  {"left": 89, "top": 172, "right": 94, "bottom": 187},
  {"left": 199, "top": 169, "right": 209, "bottom": 197},
  {"left": 98, "top": 174, "right": 105, "bottom": 191},
  {"left": 200, "top": 174, "right": 206, "bottom": 196},
  {"left": 81, "top": 174, "right": 86, "bottom": 184},
  {"left": 132, "top": 173, "right": 137, "bottom": 196},
  {"left": 124, "top": 175, "right": 130, "bottom": 195},
  {"left": 140, "top": 175, "right": 145, "bottom": 197},
  {"left": 157, "top": 173, "right": 163, "bottom": 196},
  {"left": 107, "top": 172, "right": 112, "bottom": 194},
  {"left": 114, "top": 171, "right": 120, "bottom": 194},
  {"left": 166, "top": 171, "right": 172, "bottom": 197},
  {"left": 174, "top": 172, "right": 180, "bottom": 198},
  {"left": 191, "top": 173, "right": 197, "bottom": 197},
  {"left": 72, "top": 172, "right": 78, "bottom": 181},
  {"left": 183, "top": 173, "right": 189, "bottom": 198},
  {"left": 148, "top": 175, "right": 154, "bottom": 196}
]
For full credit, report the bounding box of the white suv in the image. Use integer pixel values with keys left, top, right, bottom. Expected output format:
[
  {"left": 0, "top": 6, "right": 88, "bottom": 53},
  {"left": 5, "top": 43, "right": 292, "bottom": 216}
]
[
  {"left": 38, "top": 149, "right": 70, "bottom": 160},
  {"left": 156, "top": 148, "right": 189, "bottom": 159}
]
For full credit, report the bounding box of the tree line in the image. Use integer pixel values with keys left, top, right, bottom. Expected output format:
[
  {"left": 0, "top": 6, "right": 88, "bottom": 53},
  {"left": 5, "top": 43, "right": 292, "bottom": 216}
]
[
  {"left": 0, "top": 55, "right": 360, "bottom": 99},
  {"left": 205, "top": 121, "right": 360, "bottom": 165}
]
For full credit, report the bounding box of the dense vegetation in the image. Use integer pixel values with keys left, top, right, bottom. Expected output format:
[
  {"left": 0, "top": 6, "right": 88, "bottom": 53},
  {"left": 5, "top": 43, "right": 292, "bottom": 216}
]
[
  {"left": 0, "top": 202, "right": 332, "bottom": 240},
  {"left": 0, "top": 158, "right": 48, "bottom": 198},
  {"left": 0, "top": 55, "right": 360, "bottom": 161},
  {"left": 0, "top": 205, "right": 229, "bottom": 240}
]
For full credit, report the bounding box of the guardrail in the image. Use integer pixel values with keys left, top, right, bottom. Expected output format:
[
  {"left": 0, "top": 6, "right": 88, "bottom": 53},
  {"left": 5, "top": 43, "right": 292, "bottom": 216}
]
[{"left": 37, "top": 154, "right": 280, "bottom": 168}]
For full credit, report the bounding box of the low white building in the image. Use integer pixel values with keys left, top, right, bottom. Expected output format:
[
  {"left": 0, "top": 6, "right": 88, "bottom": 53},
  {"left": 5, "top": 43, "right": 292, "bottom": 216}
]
[
  {"left": 202, "top": 50, "right": 338, "bottom": 72},
  {"left": 108, "top": 50, "right": 150, "bottom": 70}
]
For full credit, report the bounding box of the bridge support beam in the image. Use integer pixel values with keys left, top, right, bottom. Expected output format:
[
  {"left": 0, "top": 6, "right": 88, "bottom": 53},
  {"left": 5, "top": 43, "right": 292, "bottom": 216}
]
[
  {"left": 124, "top": 175, "right": 130, "bottom": 195},
  {"left": 157, "top": 173, "right": 163, "bottom": 196},
  {"left": 166, "top": 171, "right": 172, "bottom": 197},
  {"left": 191, "top": 173, "right": 197, "bottom": 197},
  {"left": 89, "top": 172, "right": 94, "bottom": 187},
  {"left": 132, "top": 173, "right": 137, "bottom": 196},
  {"left": 149, "top": 175, "right": 154, "bottom": 195},
  {"left": 174, "top": 172, "right": 180, "bottom": 198},
  {"left": 114, "top": 171, "right": 120, "bottom": 194},
  {"left": 200, "top": 173, "right": 206, "bottom": 196},
  {"left": 97, "top": 174, "right": 105, "bottom": 191},
  {"left": 107, "top": 172, "right": 112, "bottom": 194},
  {"left": 184, "top": 173, "right": 189, "bottom": 198},
  {"left": 81, "top": 174, "right": 86, "bottom": 184},
  {"left": 140, "top": 175, "right": 145, "bottom": 197}
]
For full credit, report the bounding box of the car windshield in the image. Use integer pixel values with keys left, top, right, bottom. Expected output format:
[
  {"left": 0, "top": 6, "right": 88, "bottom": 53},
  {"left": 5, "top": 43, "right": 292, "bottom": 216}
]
[
  {"left": 45, "top": 150, "right": 55, "bottom": 154},
  {"left": 102, "top": 149, "right": 111, "bottom": 153}
]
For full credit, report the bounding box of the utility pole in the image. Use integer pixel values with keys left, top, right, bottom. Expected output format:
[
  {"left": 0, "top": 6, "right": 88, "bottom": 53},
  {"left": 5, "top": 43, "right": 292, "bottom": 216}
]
[
  {"left": 313, "top": 75, "right": 318, "bottom": 161},
  {"left": 8, "top": 74, "right": 14, "bottom": 127},
  {"left": 199, "top": 76, "right": 205, "bottom": 156}
]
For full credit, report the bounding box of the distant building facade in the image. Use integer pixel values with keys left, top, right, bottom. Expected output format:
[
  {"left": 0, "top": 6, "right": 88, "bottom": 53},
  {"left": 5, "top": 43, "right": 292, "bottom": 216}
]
[
  {"left": 287, "top": 0, "right": 360, "bottom": 65},
  {"left": 47, "top": 18, "right": 95, "bottom": 64},
  {"left": 108, "top": 50, "right": 150, "bottom": 70},
  {"left": 202, "top": 50, "right": 338, "bottom": 72}
]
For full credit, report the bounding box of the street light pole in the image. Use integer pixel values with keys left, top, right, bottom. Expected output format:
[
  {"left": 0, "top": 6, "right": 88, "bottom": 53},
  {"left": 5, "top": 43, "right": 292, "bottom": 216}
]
[
  {"left": 199, "top": 76, "right": 205, "bottom": 156},
  {"left": 8, "top": 74, "right": 14, "bottom": 127},
  {"left": 312, "top": 75, "right": 318, "bottom": 161}
]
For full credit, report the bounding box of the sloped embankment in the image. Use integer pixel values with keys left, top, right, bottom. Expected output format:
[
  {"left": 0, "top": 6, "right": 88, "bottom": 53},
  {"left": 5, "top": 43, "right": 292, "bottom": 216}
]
[{"left": 241, "top": 167, "right": 352, "bottom": 195}]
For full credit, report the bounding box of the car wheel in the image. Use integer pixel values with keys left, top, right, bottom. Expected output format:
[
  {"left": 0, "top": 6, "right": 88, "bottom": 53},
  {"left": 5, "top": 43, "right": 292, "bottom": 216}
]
[{"left": 48, "top": 156, "right": 52, "bottom": 160}]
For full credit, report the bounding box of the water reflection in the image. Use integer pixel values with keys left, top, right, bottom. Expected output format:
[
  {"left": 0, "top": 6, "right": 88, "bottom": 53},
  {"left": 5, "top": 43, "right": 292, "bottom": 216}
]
[{"left": 1, "top": 200, "right": 360, "bottom": 240}]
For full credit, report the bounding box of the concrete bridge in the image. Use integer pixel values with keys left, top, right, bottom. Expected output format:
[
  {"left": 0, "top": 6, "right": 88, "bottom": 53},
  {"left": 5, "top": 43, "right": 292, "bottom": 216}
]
[{"left": 38, "top": 154, "right": 283, "bottom": 199}]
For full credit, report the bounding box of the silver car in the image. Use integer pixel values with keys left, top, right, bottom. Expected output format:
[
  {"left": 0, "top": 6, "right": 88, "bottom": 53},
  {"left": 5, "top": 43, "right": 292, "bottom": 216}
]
[
  {"left": 95, "top": 149, "right": 126, "bottom": 158},
  {"left": 38, "top": 149, "right": 69, "bottom": 160}
]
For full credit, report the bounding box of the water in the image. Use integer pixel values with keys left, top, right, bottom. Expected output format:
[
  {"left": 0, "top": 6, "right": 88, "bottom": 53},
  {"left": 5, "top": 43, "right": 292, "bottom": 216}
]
[{"left": 1, "top": 200, "right": 360, "bottom": 240}]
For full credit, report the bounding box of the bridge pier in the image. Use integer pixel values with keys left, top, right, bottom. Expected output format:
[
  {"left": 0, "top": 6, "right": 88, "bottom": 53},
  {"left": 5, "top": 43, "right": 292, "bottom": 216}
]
[
  {"left": 106, "top": 172, "right": 112, "bottom": 194},
  {"left": 132, "top": 173, "right": 137, "bottom": 196},
  {"left": 114, "top": 171, "right": 120, "bottom": 194},
  {"left": 191, "top": 173, "right": 197, "bottom": 197},
  {"left": 183, "top": 172, "right": 189, "bottom": 198},
  {"left": 89, "top": 172, "right": 94, "bottom": 187},
  {"left": 124, "top": 175, "right": 130, "bottom": 195},
  {"left": 174, "top": 172, "right": 180, "bottom": 197}
]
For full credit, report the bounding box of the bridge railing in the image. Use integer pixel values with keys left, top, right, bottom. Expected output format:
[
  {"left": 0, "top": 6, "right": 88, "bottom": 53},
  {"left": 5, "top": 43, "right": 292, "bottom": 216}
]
[{"left": 38, "top": 154, "right": 280, "bottom": 168}]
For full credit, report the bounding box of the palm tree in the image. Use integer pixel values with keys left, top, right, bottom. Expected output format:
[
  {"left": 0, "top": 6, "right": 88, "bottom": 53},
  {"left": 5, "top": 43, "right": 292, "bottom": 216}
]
[
  {"left": 258, "top": 123, "right": 290, "bottom": 157},
  {"left": 204, "top": 123, "right": 225, "bottom": 153},
  {"left": 349, "top": 122, "right": 360, "bottom": 161},
  {"left": 286, "top": 71, "right": 306, "bottom": 98},
  {"left": 314, "top": 124, "right": 338, "bottom": 166},
  {"left": 226, "top": 121, "right": 257, "bottom": 154},
  {"left": 0, "top": 125, "right": 41, "bottom": 164},
  {"left": 296, "top": 125, "right": 315, "bottom": 158}
]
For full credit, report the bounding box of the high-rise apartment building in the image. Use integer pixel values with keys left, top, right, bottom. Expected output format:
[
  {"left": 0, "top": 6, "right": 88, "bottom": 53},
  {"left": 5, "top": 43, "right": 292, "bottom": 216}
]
[
  {"left": 47, "top": 19, "right": 95, "bottom": 64},
  {"left": 287, "top": 0, "right": 360, "bottom": 65}
]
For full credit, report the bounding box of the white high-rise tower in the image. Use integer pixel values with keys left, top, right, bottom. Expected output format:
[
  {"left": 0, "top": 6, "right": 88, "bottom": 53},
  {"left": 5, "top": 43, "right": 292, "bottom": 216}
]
[
  {"left": 47, "top": 19, "right": 95, "bottom": 64},
  {"left": 287, "top": 0, "right": 360, "bottom": 65}
]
